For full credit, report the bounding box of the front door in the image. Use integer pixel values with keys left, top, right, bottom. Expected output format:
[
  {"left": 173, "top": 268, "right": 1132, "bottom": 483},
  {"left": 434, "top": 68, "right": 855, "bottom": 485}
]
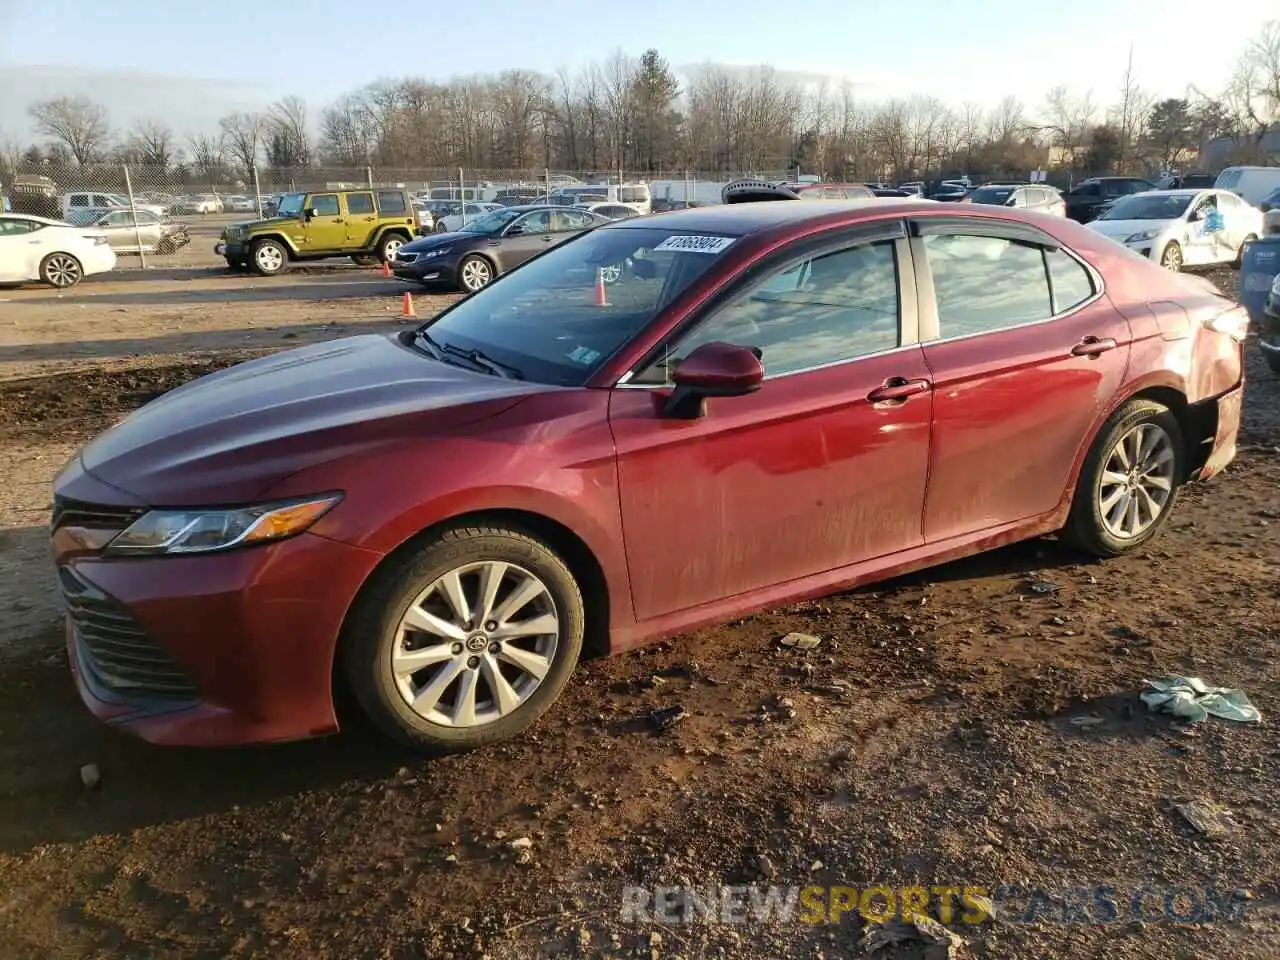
[
  {"left": 912, "top": 222, "right": 1132, "bottom": 542},
  {"left": 497, "top": 210, "right": 555, "bottom": 270},
  {"left": 609, "top": 225, "right": 934, "bottom": 621},
  {"left": 303, "top": 193, "right": 346, "bottom": 251}
]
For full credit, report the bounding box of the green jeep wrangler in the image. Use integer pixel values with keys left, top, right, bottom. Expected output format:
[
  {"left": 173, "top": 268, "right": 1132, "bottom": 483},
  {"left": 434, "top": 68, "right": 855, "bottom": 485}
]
[{"left": 217, "top": 187, "right": 416, "bottom": 275}]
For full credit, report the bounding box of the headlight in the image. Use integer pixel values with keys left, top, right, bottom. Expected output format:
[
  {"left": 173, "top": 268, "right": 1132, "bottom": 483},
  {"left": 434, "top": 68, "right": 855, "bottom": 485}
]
[
  {"left": 419, "top": 246, "right": 450, "bottom": 259},
  {"left": 105, "top": 494, "right": 341, "bottom": 556},
  {"left": 1125, "top": 229, "right": 1159, "bottom": 243}
]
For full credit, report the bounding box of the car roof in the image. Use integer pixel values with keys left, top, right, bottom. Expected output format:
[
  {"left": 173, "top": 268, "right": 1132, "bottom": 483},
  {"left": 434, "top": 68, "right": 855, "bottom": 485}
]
[
  {"left": 601, "top": 197, "right": 930, "bottom": 235},
  {"left": 0, "top": 213, "right": 68, "bottom": 226},
  {"left": 1130, "top": 189, "right": 1200, "bottom": 199}
]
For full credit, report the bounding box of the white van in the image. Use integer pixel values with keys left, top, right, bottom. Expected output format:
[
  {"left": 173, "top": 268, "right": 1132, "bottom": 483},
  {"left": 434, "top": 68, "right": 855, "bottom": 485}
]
[
  {"left": 1214, "top": 167, "right": 1280, "bottom": 208},
  {"left": 550, "top": 183, "right": 651, "bottom": 215},
  {"left": 61, "top": 191, "right": 167, "bottom": 218}
]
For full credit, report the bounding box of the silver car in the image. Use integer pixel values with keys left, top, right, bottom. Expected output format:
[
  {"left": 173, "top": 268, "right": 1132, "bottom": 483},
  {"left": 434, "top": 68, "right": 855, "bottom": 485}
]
[
  {"left": 965, "top": 183, "right": 1067, "bottom": 216},
  {"left": 67, "top": 208, "right": 191, "bottom": 254}
]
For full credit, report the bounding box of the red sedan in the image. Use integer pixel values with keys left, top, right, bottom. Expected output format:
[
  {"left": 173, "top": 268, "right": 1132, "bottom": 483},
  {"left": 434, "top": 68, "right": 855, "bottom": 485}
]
[{"left": 51, "top": 199, "right": 1246, "bottom": 751}]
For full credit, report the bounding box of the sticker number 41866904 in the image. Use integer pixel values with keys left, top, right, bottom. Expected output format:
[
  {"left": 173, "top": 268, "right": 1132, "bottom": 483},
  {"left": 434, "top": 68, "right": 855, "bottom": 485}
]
[{"left": 651, "top": 235, "right": 736, "bottom": 254}]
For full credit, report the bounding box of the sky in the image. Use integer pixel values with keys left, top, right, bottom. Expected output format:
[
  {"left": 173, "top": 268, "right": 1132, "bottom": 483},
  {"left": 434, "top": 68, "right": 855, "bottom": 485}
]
[{"left": 1, "top": 0, "right": 1275, "bottom": 139}]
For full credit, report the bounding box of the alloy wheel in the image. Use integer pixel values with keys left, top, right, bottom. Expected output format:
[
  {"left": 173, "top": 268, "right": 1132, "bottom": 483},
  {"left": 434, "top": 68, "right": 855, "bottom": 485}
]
[
  {"left": 383, "top": 237, "right": 404, "bottom": 260},
  {"left": 44, "top": 254, "right": 81, "bottom": 288},
  {"left": 1097, "top": 422, "right": 1176, "bottom": 540},
  {"left": 255, "top": 244, "right": 284, "bottom": 273},
  {"left": 1160, "top": 244, "right": 1182, "bottom": 272},
  {"left": 391, "top": 561, "right": 560, "bottom": 728},
  {"left": 461, "top": 259, "right": 492, "bottom": 291}
]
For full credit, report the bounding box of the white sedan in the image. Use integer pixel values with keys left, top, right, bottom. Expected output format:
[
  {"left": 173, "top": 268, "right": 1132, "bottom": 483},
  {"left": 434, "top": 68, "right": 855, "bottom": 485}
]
[
  {"left": 1087, "top": 188, "right": 1263, "bottom": 271},
  {"left": 438, "top": 202, "right": 503, "bottom": 232},
  {"left": 0, "top": 214, "right": 116, "bottom": 288}
]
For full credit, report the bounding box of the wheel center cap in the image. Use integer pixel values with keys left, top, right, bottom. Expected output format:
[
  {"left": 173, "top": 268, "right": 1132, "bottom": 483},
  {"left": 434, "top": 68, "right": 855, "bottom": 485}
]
[{"left": 466, "top": 633, "right": 489, "bottom": 652}]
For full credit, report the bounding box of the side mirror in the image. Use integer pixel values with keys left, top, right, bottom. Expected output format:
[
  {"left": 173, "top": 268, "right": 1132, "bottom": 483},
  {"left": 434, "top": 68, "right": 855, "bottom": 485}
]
[
  {"left": 303, "top": 208, "right": 315, "bottom": 221},
  {"left": 505, "top": 223, "right": 524, "bottom": 236},
  {"left": 662, "top": 342, "right": 764, "bottom": 419}
]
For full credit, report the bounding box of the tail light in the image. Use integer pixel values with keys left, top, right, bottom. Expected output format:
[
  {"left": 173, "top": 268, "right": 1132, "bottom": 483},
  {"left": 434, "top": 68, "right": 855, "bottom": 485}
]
[{"left": 1202, "top": 304, "right": 1250, "bottom": 342}]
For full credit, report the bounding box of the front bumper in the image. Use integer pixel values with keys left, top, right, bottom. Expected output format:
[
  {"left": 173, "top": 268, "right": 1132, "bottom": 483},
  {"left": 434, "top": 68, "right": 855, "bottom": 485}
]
[
  {"left": 217, "top": 240, "right": 247, "bottom": 259},
  {"left": 390, "top": 253, "right": 460, "bottom": 286},
  {"left": 1196, "top": 383, "right": 1243, "bottom": 482},
  {"left": 53, "top": 464, "right": 384, "bottom": 747}
]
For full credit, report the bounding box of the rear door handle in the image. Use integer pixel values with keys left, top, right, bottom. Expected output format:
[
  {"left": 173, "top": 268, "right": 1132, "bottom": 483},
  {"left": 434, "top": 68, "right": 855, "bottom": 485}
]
[
  {"left": 1071, "top": 336, "right": 1117, "bottom": 356},
  {"left": 867, "top": 377, "right": 931, "bottom": 403}
]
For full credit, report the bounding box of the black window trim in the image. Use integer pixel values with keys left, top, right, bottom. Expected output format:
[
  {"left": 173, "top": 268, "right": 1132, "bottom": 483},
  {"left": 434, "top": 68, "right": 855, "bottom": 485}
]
[
  {"left": 616, "top": 218, "right": 916, "bottom": 387},
  {"left": 908, "top": 216, "right": 1103, "bottom": 344}
]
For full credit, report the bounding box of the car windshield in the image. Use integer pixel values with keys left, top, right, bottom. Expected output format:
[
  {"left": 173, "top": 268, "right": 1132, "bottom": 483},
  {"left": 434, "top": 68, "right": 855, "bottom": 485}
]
[
  {"left": 969, "top": 187, "right": 1014, "bottom": 204},
  {"left": 458, "top": 208, "right": 524, "bottom": 234},
  {"left": 419, "top": 226, "right": 733, "bottom": 385},
  {"left": 1099, "top": 194, "right": 1193, "bottom": 221},
  {"left": 276, "top": 193, "right": 306, "bottom": 217}
]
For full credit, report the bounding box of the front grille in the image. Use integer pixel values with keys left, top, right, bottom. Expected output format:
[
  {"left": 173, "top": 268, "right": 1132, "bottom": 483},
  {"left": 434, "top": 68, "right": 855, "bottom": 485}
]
[
  {"left": 395, "top": 251, "right": 419, "bottom": 263},
  {"left": 51, "top": 496, "right": 144, "bottom": 532},
  {"left": 58, "top": 566, "right": 199, "bottom": 702}
]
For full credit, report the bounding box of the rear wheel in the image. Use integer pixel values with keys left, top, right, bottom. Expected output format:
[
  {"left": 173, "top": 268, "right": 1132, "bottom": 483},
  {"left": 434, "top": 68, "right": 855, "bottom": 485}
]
[
  {"left": 378, "top": 233, "right": 407, "bottom": 263},
  {"left": 351, "top": 254, "right": 379, "bottom": 267},
  {"left": 250, "top": 238, "right": 288, "bottom": 276},
  {"left": 1063, "top": 399, "right": 1184, "bottom": 557},
  {"left": 40, "top": 252, "right": 82, "bottom": 288},
  {"left": 1233, "top": 233, "right": 1257, "bottom": 269},
  {"left": 1160, "top": 242, "right": 1182, "bottom": 272},
  {"left": 341, "top": 525, "right": 585, "bottom": 752}
]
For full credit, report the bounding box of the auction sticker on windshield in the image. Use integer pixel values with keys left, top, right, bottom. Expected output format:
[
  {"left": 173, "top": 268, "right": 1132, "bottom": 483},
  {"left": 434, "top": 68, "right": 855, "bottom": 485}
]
[{"left": 652, "top": 235, "right": 736, "bottom": 254}]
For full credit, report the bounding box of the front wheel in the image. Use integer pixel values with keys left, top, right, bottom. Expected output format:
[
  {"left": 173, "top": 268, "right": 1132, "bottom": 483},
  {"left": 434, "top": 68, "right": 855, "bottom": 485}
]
[
  {"left": 458, "top": 254, "right": 493, "bottom": 292},
  {"left": 341, "top": 525, "right": 585, "bottom": 752},
  {"left": 1063, "top": 399, "right": 1185, "bottom": 557},
  {"left": 250, "top": 238, "right": 288, "bottom": 276},
  {"left": 40, "top": 252, "right": 82, "bottom": 288},
  {"left": 1160, "top": 242, "right": 1182, "bottom": 272}
]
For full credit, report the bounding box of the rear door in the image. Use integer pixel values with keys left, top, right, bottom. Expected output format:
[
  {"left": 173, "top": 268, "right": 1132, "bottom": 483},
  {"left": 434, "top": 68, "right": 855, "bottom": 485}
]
[
  {"left": 911, "top": 218, "right": 1131, "bottom": 542},
  {"left": 344, "top": 191, "right": 377, "bottom": 246}
]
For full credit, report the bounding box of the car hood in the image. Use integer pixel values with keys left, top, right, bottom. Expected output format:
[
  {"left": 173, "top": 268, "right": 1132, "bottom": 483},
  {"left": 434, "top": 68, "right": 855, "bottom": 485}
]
[
  {"left": 1087, "top": 218, "right": 1175, "bottom": 239},
  {"left": 78, "top": 334, "right": 550, "bottom": 505},
  {"left": 401, "top": 231, "right": 488, "bottom": 252},
  {"left": 226, "top": 215, "right": 296, "bottom": 232}
]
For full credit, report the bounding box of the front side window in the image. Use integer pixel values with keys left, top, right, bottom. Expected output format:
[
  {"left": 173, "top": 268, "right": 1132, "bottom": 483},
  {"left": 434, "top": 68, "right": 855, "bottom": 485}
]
[
  {"left": 512, "top": 210, "right": 552, "bottom": 234},
  {"left": 924, "top": 233, "right": 1052, "bottom": 338},
  {"left": 636, "top": 239, "right": 901, "bottom": 384},
  {"left": 310, "top": 194, "right": 340, "bottom": 217}
]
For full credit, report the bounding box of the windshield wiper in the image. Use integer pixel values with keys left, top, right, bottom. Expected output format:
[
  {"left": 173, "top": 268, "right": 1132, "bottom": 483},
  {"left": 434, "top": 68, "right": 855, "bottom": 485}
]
[{"left": 440, "top": 342, "right": 524, "bottom": 379}]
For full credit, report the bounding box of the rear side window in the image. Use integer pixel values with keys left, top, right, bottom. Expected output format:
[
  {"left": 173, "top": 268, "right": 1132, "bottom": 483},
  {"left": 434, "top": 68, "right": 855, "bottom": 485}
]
[
  {"left": 1046, "top": 248, "right": 1095, "bottom": 313},
  {"left": 377, "top": 191, "right": 408, "bottom": 214},
  {"left": 346, "top": 192, "right": 375, "bottom": 215},
  {"left": 923, "top": 234, "right": 1051, "bottom": 338}
]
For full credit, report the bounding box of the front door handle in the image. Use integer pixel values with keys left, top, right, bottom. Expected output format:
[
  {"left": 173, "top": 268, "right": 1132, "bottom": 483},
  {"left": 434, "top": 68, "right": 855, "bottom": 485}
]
[
  {"left": 542, "top": 235, "right": 554, "bottom": 242},
  {"left": 1071, "top": 336, "right": 1117, "bottom": 357},
  {"left": 867, "top": 377, "right": 931, "bottom": 403}
]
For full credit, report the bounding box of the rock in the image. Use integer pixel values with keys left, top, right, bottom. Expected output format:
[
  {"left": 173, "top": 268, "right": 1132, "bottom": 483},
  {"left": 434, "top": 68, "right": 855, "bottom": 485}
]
[
  {"left": 514, "top": 849, "right": 534, "bottom": 867},
  {"left": 648, "top": 706, "right": 688, "bottom": 731},
  {"left": 780, "top": 632, "right": 822, "bottom": 649},
  {"left": 1168, "top": 798, "right": 1237, "bottom": 839},
  {"left": 80, "top": 763, "right": 101, "bottom": 789},
  {"left": 577, "top": 928, "right": 591, "bottom": 949},
  {"left": 753, "top": 854, "right": 777, "bottom": 879},
  {"left": 509, "top": 836, "right": 534, "bottom": 850}
]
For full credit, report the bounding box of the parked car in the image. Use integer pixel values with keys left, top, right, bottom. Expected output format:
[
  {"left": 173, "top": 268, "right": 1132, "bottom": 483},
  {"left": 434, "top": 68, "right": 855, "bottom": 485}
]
[
  {"left": 1155, "top": 174, "right": 1215, "bottom": 190},
  {"left": 871, "top": 188, "right": 913, "bottom": 198},
  {"left": 173, "top": 194, "right": 224, "bottom": 215},
  {"left": 1260, "top": 273, "right": 1280, "bottom": 373},
  {"left": 392, "top": 204, "right": 611, "bottom": 292},
  {"left": 1214, "top": 166, "right": 1280, "bottom": 208},
  {"left": 581, "top": 202, "right": 641, "bottom": 220},
  {"left": 1258, "top": 186, "right": 1280, "bottom": 214},
  {"left": 216, "top": 188, "right": 418, "bottom": 275},
  {"left": 0, "top": 213, "right": 116, "bottom": 287},
  {"left": 65, "top": 208, "right": 191, "bottom": 255},
  {"left": 438, "top": 202, "right": 504, "bottom": 233},
  {"left": 224, "top": 195, "right": 257, "bottom": 213},
  {"left": 1086, "top": 188, "right": 1262, "bottom": 271},
  {"left": 1064, "top": 177, "right": 1158, "bottom": 222},
  {"left": 413, "top": 203, "right": 436, "bottom": 236},
  {"left": 928, "top": 181, "right": 970, "bottom": 201},
  {"left": 61, "top": 191, "right": 167, "bottom": 219},
  {"left": 963, "top": 183, "right": 1066, "bottom": 216},
  {"left": 721, "top": 179, "right": 875, "bottom": 202},
  {"left": 50, "top": 199, "right": 1245, "bottom": 751}
]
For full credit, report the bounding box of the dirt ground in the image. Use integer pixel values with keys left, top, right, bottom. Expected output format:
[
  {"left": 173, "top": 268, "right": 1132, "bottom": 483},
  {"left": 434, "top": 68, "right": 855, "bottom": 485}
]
[{"left": 0, "top": 261, "right": 1278, "bottom": 960}]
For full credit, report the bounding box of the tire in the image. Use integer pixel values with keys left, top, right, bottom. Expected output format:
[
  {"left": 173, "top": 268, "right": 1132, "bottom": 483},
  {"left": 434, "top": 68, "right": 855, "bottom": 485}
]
[
  {"left": 1063, "top": 399, "right": 1185, "bottom": 557},
  {"left": 249, "top": 238, "right": 288, "bottom": 276},
  {"left": 351, "top": 254, "right": 379, "bottom": 267},
  {"left": 458, "top": 254, "right": 494, "bottom": 292},
  {"left": 341, "top": 525, "right": 585, "bottom": 752},
  {"left": 40, "top": 252, "right": 82, "bottom": 288},
  {"left": 378, "top": 232, "right": 407, "bottom": 263},
  {"left": 1160, "top": 242, "right": 1182, "bottom": 272},
  {"left": 1233, "top": 234, "right": 1257, "bottom": 269}
]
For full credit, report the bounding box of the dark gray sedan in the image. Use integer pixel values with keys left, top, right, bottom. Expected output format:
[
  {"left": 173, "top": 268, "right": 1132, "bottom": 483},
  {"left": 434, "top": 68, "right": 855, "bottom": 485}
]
[{"left": 391, "top": 205, "right": 611, "bottom": 292}]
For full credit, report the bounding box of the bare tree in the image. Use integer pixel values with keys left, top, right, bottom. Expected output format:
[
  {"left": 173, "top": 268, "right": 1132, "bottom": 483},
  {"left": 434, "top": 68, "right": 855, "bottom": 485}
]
[
  {"left": 1229, "top": 19, "right": 1280, "bottom": 141},
  {"left": 219, "top": 111, "right": 265, "bottom": 177},
  {"left": 126, "top": 119, "right": 178, "bottom": 169},
  {"left": 186, "top": 131, "right": 226, "bottom": 187},
  {"left": 986, "top": 95, "right": 1026, "bottom": 144},
  {"left": 266, "top": 96, "right": 311, "bottom": 168},
  {"left": 319, "top": 93, "right": 373, "bottom": 166},
  {"left": 1041, "top": 85, "right": 1096, "bottom": 170},
  {"left": 27, "top": 96, "right": 110, "bottom": 166},
  {"left": 1109, "top": 46, "right": 1155, "bottom": 172}
]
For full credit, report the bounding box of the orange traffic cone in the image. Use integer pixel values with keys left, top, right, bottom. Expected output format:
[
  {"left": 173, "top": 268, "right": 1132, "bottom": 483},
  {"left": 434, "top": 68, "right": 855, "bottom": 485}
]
[
  {"left": 401, "top": 292, "right": 416, "bottom": 320},
  {"left": 381, "top": 260, "right": 392, "bottom": 278},
  {"left": 594, "top": 268, "right": 609, "bottom": 307}
]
